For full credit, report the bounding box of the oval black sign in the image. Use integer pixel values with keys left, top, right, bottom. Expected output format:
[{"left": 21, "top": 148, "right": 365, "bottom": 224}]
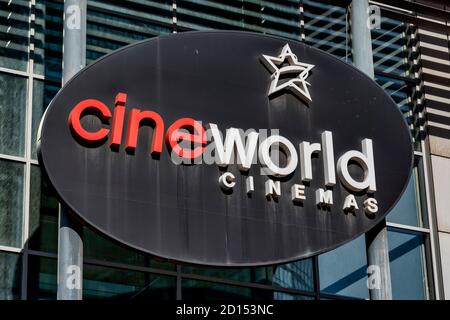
[{"left": 38, "top": 31, "right": 413, "bottom": 266}]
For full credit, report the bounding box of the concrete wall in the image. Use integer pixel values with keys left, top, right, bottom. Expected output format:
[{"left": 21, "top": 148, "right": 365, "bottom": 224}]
[
  {"left": 431, "top": 155, "right": 450, "bottom": 299},
  {"left": 438, "top": 232, "right": 450, "bottom": 299}
]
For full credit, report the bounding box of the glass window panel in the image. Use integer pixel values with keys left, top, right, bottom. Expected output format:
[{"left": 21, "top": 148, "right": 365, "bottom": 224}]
[
  {"left": 371, "top": 16, "right": 412, "bottom": 78},
  {"left": 273, "top": 292, "right": 315, "bottom": 300},
  {"left": 182, "top": 265, "right": 257, "bottom": 284},
  {"left": 387, "top": 176, "right": 420, "bottom": 227},
  {"left": 34, "top": 0, "right": 64, "bottom": 79},
  {"left": 0, "top": 251, "right": 22, "bottom": 299},
  {"left": 388, "top": 228, "right": 430, "bottom": 300},
  {"left": 304, "top": 0, "right": 351, "bottom": 61},
  {"left": 83, "top": 226, "right": 175, "bottom": 271},
  {"left": 29, "top": 165, "right": 59, "bottom": 253},
  {"left": 318, "top": 235, "right": 369, "bottom": 299},
  {"left": 182, "top": 279, "right": 313, "bottom": 300},
  {"left": 182, "top": 258, "right": 314, "bottom": 292},
  {"left": 27, "top": 256, "right": 57, "bottom": 300},
  {"left": 0, "top": 159, "right": 24, "bottom": 248},
  {"left": 375, "top": 75, "right": 414, "bottom": 115},
  {"left": 86, "top": 1, "right": 173, "bottom": 64},
  {"left": 374, "top": 74, "right": 422, "bottom": 152},
  {"left": 387, "top": 158, "right": 428, "bottom": 228},
  {"left": 0, "top": 0, "right": 30, "bottom": 71},
  {"left": 31, "top": 80, "right": 60, "bottom": 159},
  {"left": 177, "top": 0, "right": 301, "bottom": 40},
  {"left": 0, "top": 72, "right": 27, "bottom": 157},
  {"left": 182, "top": 279, "right": 253, "bottom": 300},
  {"left": 83, "top": 264, "right": 176, "bottom": 300},
  {"left": 272, "top": 260, "right": 314, "bottom": 292}
]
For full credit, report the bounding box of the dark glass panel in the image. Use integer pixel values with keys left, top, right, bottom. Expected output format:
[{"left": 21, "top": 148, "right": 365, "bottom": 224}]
[
  {"left": 29, "top": 165, "right": 59, "bottom": 253},
  {"left": 182, "top": 279, "right": 313, "bottom": 300},
  {"left": 0, "top": 159, "right": 24, "bottom": 248},
  {"left": 0, "top": 0, "right": 30, "bottom": 71},
  {"left": 27, "top": 255, "right": 57, "bottom": 300},
  {"left": 0, "top": 251, "right": 22, "bottom": 299},
  {"left": 0, "top": 72, "right": 27, "bottom": 157},
  {"left": 182, "top": 259, "right": 314, "bottom": 292},
  {"left": 83, "top": 264, "right": 176, "bottom": 300}
]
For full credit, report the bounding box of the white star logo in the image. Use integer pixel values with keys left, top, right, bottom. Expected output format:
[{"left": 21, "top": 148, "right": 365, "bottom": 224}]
[{"left": 261, "top": 44, "right": 315, "bottom": 102}]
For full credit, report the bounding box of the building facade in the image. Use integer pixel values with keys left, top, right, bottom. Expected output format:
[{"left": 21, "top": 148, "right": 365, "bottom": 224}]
[{"left": 0, "top": 0, "right": 449, "bottom": 300}]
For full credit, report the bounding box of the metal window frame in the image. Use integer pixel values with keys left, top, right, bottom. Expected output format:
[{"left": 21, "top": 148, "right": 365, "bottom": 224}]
[
  {"left": 418, "top": 126, "right": 445, "bottom": 299},
  {"left": 26, "top": 249, "right": 319, "bottom": 299}
]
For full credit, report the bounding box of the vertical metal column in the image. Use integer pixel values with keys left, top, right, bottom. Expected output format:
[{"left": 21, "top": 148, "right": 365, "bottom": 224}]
[
  {"left": 57, "top": 0, "right": 86, "bottom": 300},
  {"left": 351, "top": 0, "right": 393, "bottom": 300},
  {"left": 62, "top": 0, "right": 86, "bottom": 83},
  {"left": 351, "top": 0, "right": 374, "bottom": 78}
]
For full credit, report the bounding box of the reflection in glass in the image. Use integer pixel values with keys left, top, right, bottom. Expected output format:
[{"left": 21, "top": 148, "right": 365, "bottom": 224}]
[
  {"left": 86, "top": 1, "right": 173, "bottom": 64},
  {"left": 371, "top": 17, "right": 411, "bottom": 78},
  {"left": 182, "top": 279, "right": 313, "bottom": 300},
  {"left": 34, "top": 0, "right": 64, "bottom": 79},
  {"left": 27, "top": 256, "right": 57, "bottom": 300},
  {"left": 29, "top": 165, "right": 59, "bottom": 253},
  {"left": 182, "top": 258, "right": 314, "bottom": 292},
  {"left": 387, "top": 160, "right": 427, "bottom": 227},
  {"left": 318, "top": 235, "right": 369, "bottom": 299},
  {"left": 177, "top": 0, "right": 301, "bottom": 40},
  {"left": 388, "top": 228, "right": 429, "bottom": 299},
  {"left": 374, "top": 74, "right": 421, "bottom": 152},
  {"left": 0, "top": 72, "right": 27, "bottom": 157},
  {"left": 183, "top": 279, "right": 252, "bottom": 300},
  {"left": 375, "top": 75, "right": 414, "bottom": 115},
  {"left": 31, "top": 80, "right": 60, "bottom": 159},
  {"left": 83, "top": 264, "right": 176, "bottom": 300},
  {"left": 304, "top": 0, "right": 350, "bottom": 61},
  {"left": 0, "top": 160, "right": 24, "bottom": 248},
  {"left": 83, "top": 226, "right": 175, "bottom": 271},
  {"left": 0, "top": 252, "right": 21, "bottom": 299},
  {"left": 0, "top": 0, "right": 29, "bottom": 71},
  {"left": 273, "top": 292, "right": 315, "bottom": 300},
  {"left": 272, "top": 260, "right": 314, "bottom": 292}
]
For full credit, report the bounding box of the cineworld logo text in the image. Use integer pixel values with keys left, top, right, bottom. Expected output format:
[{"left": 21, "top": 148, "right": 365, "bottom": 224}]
[{"left": 68, "top": 91, "right": 379, "bottom": 216}]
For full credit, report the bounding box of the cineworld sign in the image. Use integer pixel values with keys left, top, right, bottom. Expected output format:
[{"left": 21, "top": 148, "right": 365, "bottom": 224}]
[{"left": 38, "top": 31, "right": 413, "bottom": 266}]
